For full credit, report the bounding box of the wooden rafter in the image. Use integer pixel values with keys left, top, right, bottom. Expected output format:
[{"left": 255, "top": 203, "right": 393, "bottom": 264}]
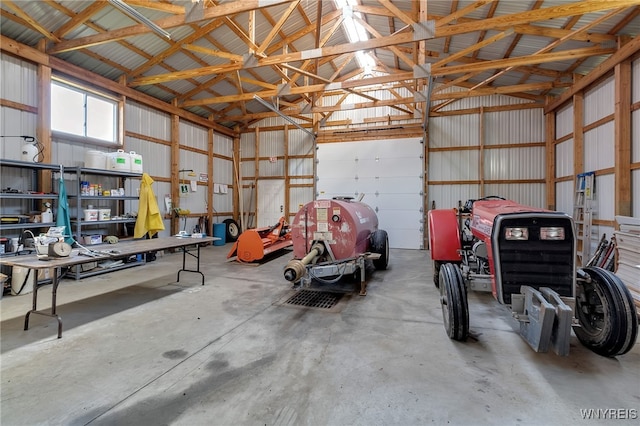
[
  {"left": 1, "top": 0, "right": 639, "bottom": 130},
  {"left": 47, "top": 0, "right": 291, "bottom": 54}
]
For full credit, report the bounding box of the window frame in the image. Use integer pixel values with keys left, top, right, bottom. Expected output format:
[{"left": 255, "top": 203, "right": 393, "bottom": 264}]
[{"left": 50, "top": 77, "right": 123, "bottom": 147}]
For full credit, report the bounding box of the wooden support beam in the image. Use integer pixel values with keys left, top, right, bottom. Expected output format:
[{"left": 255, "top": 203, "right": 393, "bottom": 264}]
[
  {"left": 131, "top": 28, "right": 435, "bottom": 86},
  {"left": 171, "top": 110, "right": 180, "bottom": 236},
  {"left": 545, "top": 101, "right": 556, "bottom": 211},
  {"left": 573, "top": 91, "right": 584, "bottom": 177},
  {"left": 545, "top": 35, "right": 640, "bottom": 112},
  {"left": 48, "top": 0, "right": 291, "bottom": 53},
  {"left": 614, "top": 59, "right": 632, "bottom": 217}
]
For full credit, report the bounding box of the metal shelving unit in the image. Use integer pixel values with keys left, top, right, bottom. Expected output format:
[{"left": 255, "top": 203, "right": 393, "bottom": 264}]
[
  {"left": 68, "top": 166, "right": 144, "bottom": 279},
  {"left": 1, "top": 159, "right": 147, "bottom": 280},
  {"left": 0, "top": 159, "right": 68, "bottom": 239}
]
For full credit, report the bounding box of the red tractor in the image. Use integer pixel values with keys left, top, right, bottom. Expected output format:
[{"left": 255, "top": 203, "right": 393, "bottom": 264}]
[{"left": 428, "top": 196, "right": 638, "bottom": 357}]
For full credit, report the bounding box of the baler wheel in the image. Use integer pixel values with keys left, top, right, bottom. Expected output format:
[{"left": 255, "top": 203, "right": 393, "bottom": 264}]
[
  {"left": 371, "top": 229, "right": 389, "bottom": 270},
  {"left": 433, "top": 260, "right": 442, "bottom": 288},
  {"left": 574, "top": 267, "right": 638, "bottom": 357},
  {"left": 439, "top": 263, "right": 469, "bottom": 341}
]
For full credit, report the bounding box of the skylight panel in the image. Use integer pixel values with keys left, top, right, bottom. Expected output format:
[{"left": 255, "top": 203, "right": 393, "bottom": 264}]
[{"left": 334, "top": 0, "right": 372, "bottom": 70}]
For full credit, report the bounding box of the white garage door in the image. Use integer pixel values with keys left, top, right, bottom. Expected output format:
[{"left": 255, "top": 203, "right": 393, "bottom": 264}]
[{"left": 317, "top": 138, "right": 423, "bottom": 249}]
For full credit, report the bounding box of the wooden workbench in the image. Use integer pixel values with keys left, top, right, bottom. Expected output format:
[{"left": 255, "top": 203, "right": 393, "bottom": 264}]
[{"left": 0, "top": 236, "right": 217, "bottom": 338}]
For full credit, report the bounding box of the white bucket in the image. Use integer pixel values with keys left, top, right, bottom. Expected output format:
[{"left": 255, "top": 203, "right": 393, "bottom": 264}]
[
  {"left": 85, "top": 150, "right": 106, "bottom": 169},
  {"left": 11, "top": 266, "right": 35, "bottom": 295},
  {"left": 84, "top": 209, "right": 99, "bottom": 221},
  {"left": 99, "top": 209, "right": 111, "bottom": 220},
  {"left": 107, "top": 149, "right": 130, "bottom": 171},
  {"left": 129, "top": 151, "right": 143, "bottom": 173}
]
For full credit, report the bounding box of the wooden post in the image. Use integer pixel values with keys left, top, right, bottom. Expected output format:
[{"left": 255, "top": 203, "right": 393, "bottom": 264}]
[
  {"left": 170, "top": 106, "right": 180, "bottom": 236},
  {"left": 573, "top": 91, "right": 584, "bottom": 177},
  {"left": 479, "top": 106, "right": 485, "bottom": 197},
  {"left": 545, "top": 98, "right": 556, "bottom": 211},
  {"left": 208, "top": 123, "right": 214, "bottom": 235},
  {"left": 614, "top": 59, "right": 632, "bottom": 218}
]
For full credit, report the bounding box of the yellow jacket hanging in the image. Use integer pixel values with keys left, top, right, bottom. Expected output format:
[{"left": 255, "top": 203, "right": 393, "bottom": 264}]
[{"left": 134, "top": 173, "right": 165, "bottom": 238}]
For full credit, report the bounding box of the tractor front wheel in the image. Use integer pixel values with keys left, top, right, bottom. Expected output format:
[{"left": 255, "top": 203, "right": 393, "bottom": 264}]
[
  {"left": 439, "top": 263, "right": 469, "bottom": 341},
  {"left": 574, "top": 267, "right": 638, "bottom": 357}
]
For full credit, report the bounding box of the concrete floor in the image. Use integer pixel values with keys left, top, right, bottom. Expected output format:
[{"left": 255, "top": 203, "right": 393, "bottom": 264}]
[{"left": 1, "top": 245, "right": 638, "bottom": 425}]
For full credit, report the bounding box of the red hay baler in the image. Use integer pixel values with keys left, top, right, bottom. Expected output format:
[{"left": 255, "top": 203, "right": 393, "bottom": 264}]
[
  {"left": 428, "top": 196, "right": 638, "bottom": 357},
  {"left": 283, "top": 197, "right": 389, "bottom": 295}
]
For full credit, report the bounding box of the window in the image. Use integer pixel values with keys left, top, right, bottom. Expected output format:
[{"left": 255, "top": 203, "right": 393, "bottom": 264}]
[{"left": 51, "top": 80, "right": 119, "bottom": 144}]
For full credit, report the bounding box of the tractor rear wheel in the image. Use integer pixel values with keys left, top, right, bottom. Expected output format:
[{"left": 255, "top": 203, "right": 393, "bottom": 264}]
[
  {"left": 439, "top": 263, "right": 469, "bottom": 341},
  {"left": 574, "top": 267, "right": 638, "bottom": 357},
  {"left": 371, "top": 229, "right": 389, "bottom": 270}
]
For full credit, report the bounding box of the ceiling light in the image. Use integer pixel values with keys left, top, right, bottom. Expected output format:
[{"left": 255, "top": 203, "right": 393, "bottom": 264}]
[{"left": 108, "top": 0, "right": 171, "bottom": 40}]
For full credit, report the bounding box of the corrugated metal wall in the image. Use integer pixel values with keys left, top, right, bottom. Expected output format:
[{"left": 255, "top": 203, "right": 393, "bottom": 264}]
[
  {"left": 428, "top": 97, "right": 545, "bottom": 211},
  {"left": 552, "top": 62, "right": 640, "bottom": 258},
  {"left": 0, "top": 54, "right": 38, "bottom": 159},
  {"left": 555, "top": 103, "right": 574, "bottom": 139},
  {"left": 288, "top": 129, "right": 315, "bottom": 214},
  {"left": 213, "top": 133, "right": 234, "bottom": 218},
  {"left": 177, "top": 121, "right": 209, "bottom": 229},
  {"left": 583, "top": 76, "right": 615, "bottom": 246},
  {"left": 0, "top": 55, "right": 233, "bottom": 238},
  {"left": 322, "top": 88, "right": 418, "bottom": 127},
  {"left": 240, "top": 122, "right": 315, "bottom": 224}
]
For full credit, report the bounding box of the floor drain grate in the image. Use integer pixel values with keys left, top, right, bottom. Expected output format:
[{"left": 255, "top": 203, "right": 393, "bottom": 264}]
[{"left": 284, "top": 289, "right": 343, "bottom": 309}]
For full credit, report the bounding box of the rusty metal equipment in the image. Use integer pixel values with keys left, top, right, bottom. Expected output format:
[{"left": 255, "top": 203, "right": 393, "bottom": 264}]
[
  {"left": 283, "top": 197, "right": 389, "bottom": 295},
  {"left": 428, "top": 196, "right": 638, "bottom": 357},
  {"left": 226, "top": 216, "right": 293, "bottom": 263}
]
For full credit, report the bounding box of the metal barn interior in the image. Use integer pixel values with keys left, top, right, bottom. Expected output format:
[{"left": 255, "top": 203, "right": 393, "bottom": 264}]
[{"left": 1, "top": 1, "right": 639, "bottom": 425}]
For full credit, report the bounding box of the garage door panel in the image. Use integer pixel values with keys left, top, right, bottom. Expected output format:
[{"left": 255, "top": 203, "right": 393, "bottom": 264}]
[
  {"left": 317, "top": 177, "right": 357, "bottom": 198},
  {"left": 355, "top": 179, "right": 379, "bottom": 194},
  {"left": 376, "top": 138, "right": 423, "bottom": 158},
  {"left": 379, "top": 158, "right": 422, "bottom": 177},
  {"left": 369, "top": 193, "right": 423, "bottom": 210},
  {"left": 372, "top": 177, "right": 422, "bottom": 193},
  {"left": 318, "top": 160, "right": 357, "bottom": 178},
  {"left": 318, "top": 138, "right": 423, "bottom": 249},
  {"left": 355, "top": 158, "right": 421, "bottom": 178},
  {"left": 376, "top": 209, "right": 422, "bottom": 227},
  {"left": 318, "top": 143, "right": 358, "bottom": 161}
]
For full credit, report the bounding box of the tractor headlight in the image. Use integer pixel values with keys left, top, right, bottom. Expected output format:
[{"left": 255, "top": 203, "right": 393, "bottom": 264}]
[
  {"left": 505, "top": 227, "right": 529, "bottom": 240},
  {"left": 540, "top": 226, "right": 565, "bottom": 240}
]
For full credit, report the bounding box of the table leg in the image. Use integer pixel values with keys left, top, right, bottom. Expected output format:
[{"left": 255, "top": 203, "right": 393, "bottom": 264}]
[
  {"left": 176, "top": 244, "right": 205, "bottom": 285},
  {"left": 23, "top": 267, "right": 63, "bottom": 338}
]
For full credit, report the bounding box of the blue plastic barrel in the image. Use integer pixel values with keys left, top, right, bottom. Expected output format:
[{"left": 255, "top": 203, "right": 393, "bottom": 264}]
[{"left": 213, "top": 223, "right": 226, "bottom": 246}]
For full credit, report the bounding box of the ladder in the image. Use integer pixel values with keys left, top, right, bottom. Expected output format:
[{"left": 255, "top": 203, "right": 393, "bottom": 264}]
[{"left": 573, "top": 172, "right": 596, "bottom": 267}]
